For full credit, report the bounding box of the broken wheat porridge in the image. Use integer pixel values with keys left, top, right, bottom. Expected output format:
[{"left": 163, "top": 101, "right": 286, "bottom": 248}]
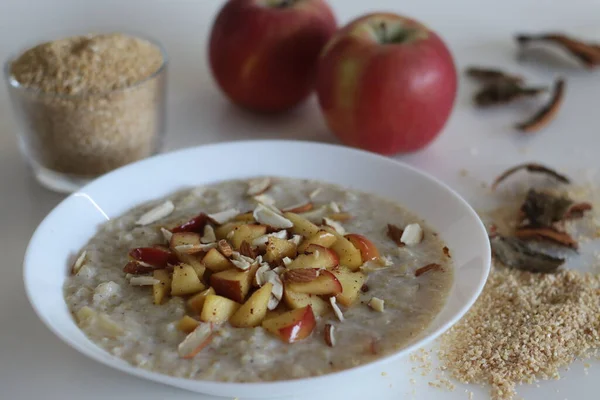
[{"left": 64, "top": 177, "right": 453, "bottom": 382}]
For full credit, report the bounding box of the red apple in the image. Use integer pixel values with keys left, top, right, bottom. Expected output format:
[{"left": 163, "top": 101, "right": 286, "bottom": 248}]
[
  {"left": 316, "top": 13, "right": 457, "bottom": 154},
  {"left": 262, "top": 305, "right": 316, "bottom": 343},
  {"left": 345, "top": 233, "right": 380, "bottom": 262},
  {"left": 209, "top": 0, "right": 337, "bottom": 113}
]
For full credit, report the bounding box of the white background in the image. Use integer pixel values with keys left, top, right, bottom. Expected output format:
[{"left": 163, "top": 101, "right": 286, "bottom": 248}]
[{"left": 1, "top": 0, "right": 599, "bottom": 399}]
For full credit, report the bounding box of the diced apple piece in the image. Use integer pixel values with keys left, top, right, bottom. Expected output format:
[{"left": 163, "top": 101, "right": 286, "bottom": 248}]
[
  {"left": 171, "top": 213, "right": 208, "bottom": 233},
  {"left": 282, "top": 201, "right": 313, "bottom": 213},
  {"left": 176, "top": 315, "right": 200, "bottom": 334},
  {"left": 297, "top": 230, "right": 337, "bottom": 253},
  {"left": 323, "top": 227, "right": 362, "bottom": 270},
  {"left": 170, "top": 232, "right": 203, "bottom": 254},
  {"left": 214, "top": 221, "right": 245, "bottom": 240},
  {"left": 230, "top": 224, "right": 268, "bottom": 250},
  {"left": 262, "top": 305, "right": 316, "bottom": 343},
  {"left": 202, "top": 248, "right": 234, "bottom": 272},
  {"left": 264, "top": 236, "right": 297, "bottom": 263},
  {"left": 287, "top": 245, "right": 339, "bottom": 270},
  {"left": 175, "top": 252, "right": 206, "bottom": 279},
  {"left": 344, "top": 234, "right": 380, "bottom": 263},
  {"left": 200, "top": 294, "right": 241, "bottom": 324},
  {"left": 285, "top": 269, "right": 343, "bottom": 295},
  {"left": 283, "top": 288, "right": 330, "bottom": 316},
  {"left": 210, "top": 263, "right": 258, "bottom": 303},
  {"left": 234, "top": 212, "right": 255, "bottom": 223},
  {"left": 229, "top": 283, "right": 273, "bottom": 327},
  {"left": 178, "top": 322, "right": 213, "bottom": 359},
  {"left": 153, "top": 269, "right": 171, "bottom": 305},
  {"left": 171, "top": 264, "right": 206, "bottom": 296},
  {"left": 129, "top": 247, "right": 178, "bottom": 267},
  {"left": 331, "top": 267, "right": 366, "bottom": 306},
  {"left": 187, "top": 287, "right": 216, "bottom": 314},
  {"left": 283, "top": 212, "right": 321, "bottom": 237}
]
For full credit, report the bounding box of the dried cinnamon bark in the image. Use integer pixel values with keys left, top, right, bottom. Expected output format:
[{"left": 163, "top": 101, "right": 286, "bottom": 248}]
[
  {"left": 387, "top": 224, "right": 404, "bottom": 246},
  {"left": 564, "top": 202, "right": 593, "bottom": 219},
  {"left": 415, "top": 263, "right": 442, "bottom": 277},
  {"left": 515, "top": 78, "right": 566, "bottom": 132},
  {"left": 492, "top": 163, "right": 570, "bottom": 190},
  {"left": 520, "top": 189, "right": 572, "bottom": 227},
  {"left": 516, "top": 33, "right": 600, "bottom": 69},
  {"left": 515, "top": 227, "right": 578, "bottom": 249},
  {"left": 475, "top": 81, "right": 547, "bottom": 107},
  {"left": 490, "top": 235, "right": 564, "bottom": 273},
  {"left": 466, "top": 67, "right": 523, "bottom": 84}
]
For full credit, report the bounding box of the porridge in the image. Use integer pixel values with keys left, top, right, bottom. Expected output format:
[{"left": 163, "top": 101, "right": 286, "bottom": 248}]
[{"left": 64, "top": 177, "right": 453, "bottom": 382}]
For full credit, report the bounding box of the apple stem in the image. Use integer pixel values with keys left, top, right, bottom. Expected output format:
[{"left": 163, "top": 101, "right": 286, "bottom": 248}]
[{"left": 272, "top": 0, "right": 296, "bottom": 8}]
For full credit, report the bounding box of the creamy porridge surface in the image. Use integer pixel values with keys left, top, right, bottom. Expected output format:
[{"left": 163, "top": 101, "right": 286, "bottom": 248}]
[{"left": 63, "top": 177, "right": 453, "bottom": 382}]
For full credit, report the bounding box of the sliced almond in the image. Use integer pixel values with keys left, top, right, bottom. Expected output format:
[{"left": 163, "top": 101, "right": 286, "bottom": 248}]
[
  {"left": 207, "top": 208, "right": 240, "bottom": 225},
  {"left": 285, "top": 268, "right": 320, "bottom": 283},
  {"left": 251, "top": 230, "right": 288, "bottom": 248},
  {"left": 288, "top": 235, "right": 302, "bottom": 246},
  {"left": 178, "top": 323, "right": 214, "bottom": 359},
  {"left": 330, "top": 296, "right": 344, "bottom": 321},
  {"left": 71, "top": 250, "right": 87, "bottom": 274},
  {"left": 329, "top": 202, "right": 341, "bottom": 213},
  {"left": 230, "top": 252, "right": 255, "bottom": 270},
  {"left": 174, "top": 242, "right": 217, "bottom": 254},
  {"left": 217, "top": 239, "right": 233, "bottom": 257},
  {"left": 254, "top": 264, "right": 272, "bottom": 287},
  {"left": 282, "top": 201, "right": 313, "bottom": 213},
  {"left": 267, "top": 272, "right": 284, "bottom": 310},
  {"left": 136, "top": 201, "right": 175, "bottom": 226},
  {"left": 368, "top": 297, "right": 385, "bottom": 312},
  {"left": 298, "top": 205, "right": 329, "bottom": 223},
  {"left": 281, "top": 257, "right": 294, "bottom": 267},
  {"left": 309, "top": 187, "right": 322, "bottom": 199},
  {"left": 129, "top": 276, "right": 160, "bottom": 286},
  {"left": 253, "top": 193, "right": 276, "bottom": 206},
  {"left": 239, "top": 240, "right": 258, "bottom": 258},
  {"left": 400, "top": 223, "right": 423, "bottom": 246},
  {"left": 360, "top": 260, "right": 388, "bottom": 273},
  {"left": 247, "top": 177, "right": 271, "bottom": 196},
  {"left": 324, "top": 324, "right": 336, "bottom": 347},
  {"left": 272, "top": 266, "right": 286, "bottom": 275},
  {"left": 200, "top": 225, "right": 216, "bottom": 244},
  {"left": 253, "top": 204, "right": 293, "bottom": 229},
  {"left": 160, "top": 227, "right": 173, "bottom": 243},
  {"left": 323, "top": 217, "right": 346, "bottom": 235}
]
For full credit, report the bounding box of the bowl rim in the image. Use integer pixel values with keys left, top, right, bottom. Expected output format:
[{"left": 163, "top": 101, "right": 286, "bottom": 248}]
[{"left": 22, "top": 139, "right": 491, "bottom": 392}]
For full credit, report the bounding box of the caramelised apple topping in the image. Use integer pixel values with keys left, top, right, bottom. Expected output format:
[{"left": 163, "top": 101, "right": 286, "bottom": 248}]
[{"left": 118, "top": 184, "right": 446, "bottom": 357}]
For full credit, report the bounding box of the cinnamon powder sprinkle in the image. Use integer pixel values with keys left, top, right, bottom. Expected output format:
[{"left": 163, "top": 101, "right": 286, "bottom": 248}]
[{"left": 439, "top": 266, "right": 600, "bottom": 400}]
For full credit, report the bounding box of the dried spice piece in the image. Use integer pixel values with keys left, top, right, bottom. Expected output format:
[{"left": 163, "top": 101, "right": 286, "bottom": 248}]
[
  {"left": 324, "top": 324, "right": 336, "bottom": 347},
  {"left": 520, "top": 189, "right": 572, "bottom": 227},
  {"left": 474, "top": 81, "right": 547, "bottom": 107},
  {"left": 515, "top": 79, "right": 566, "bottom": 133},
  {"left": 490, "top": 235, "right": 564, "bottom": 273},
  {"left": 387, "top": 224, "right": 404, "bottom": 246},
  {"left": 515, "top": 227, "right": 578, "bottom": 249},
  {"left": 415, "top": 263, "right": 442, "bottom": 277},
  {"left": 564, "top": 202, "right": 593, "bottom": 219},
  {"left": 491, "top": 163, "right": 570, "bottom": 190},
  {"left": 443, "top": 246, "right": 451, "bottom": 258},
  {"left": 123, "top": 261, "right": 158, "bottom": 275},
  {"left": 360, "top": 283, "right": 370, "bottom": 293},
  {"left": 516, "top": 33, "right": 600, "bottom": 69},
  {"left": 239, "top": 240, "right": 258, "bottom": 259},
  {"left": 465, "top": 67, "right": 523, "bottom": 84}
]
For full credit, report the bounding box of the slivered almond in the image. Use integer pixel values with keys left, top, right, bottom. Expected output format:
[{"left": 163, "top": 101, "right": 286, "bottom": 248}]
[
  {"left": 282, "top": 201, "right": 313, "bottom": 213},
  {"left": 253, "top": 204, "right": 293, "bottom": 228},
  {"left": 71, "top": 251, "right": 87, "bottom": 274},
  {"left": 298, "top": 205, "right": 329, "bottom": 223},
  {"left": 247, "top": 177, "right": 271, "bottom": 196},
  {"left": 281, "top": 257, "right": 293, "bottom": 267},
  {"left": 328, "top": 212, "right": 352, "bottom": 222},
  {"left": 401, "top": 223, "right": 423, "bottom": 246},
  {"left": 329, "top": 202, "right": 341, "bottom": 213},
  {"left": 309, "top": 188, "right": 322, "bottom": 199},
  {"left": 387, "top": 224, "right": 404, "bottom": 246},
  {"left": 217, "top": 239, "right": 233, "bottom": 257},
  {"left": 173, "top": 243, "right": 217, "bottom": 254},
  {"left": 323, "top": 217, "right": 345, "bottom": 235},
  {"left": 135, "top": 201, "right": 175, "bottom": 226},
  {"left": 129, "top": 276, "right": 160, "bottom": 286},
  {"left": 160, "top": 227, "right": 173, "bottom": 242},
  {"left": 239, "top": 240, "right": 259, "bottom": 258},
  {"left": 207, "top": 208, "right": 240, "bottom": 225},
  {"left": 368, "top": 297, "right": 385, "bottom": 312},
  {"left": 272, "top": 266, "right": 286, "bottom": 275},
  {"left": 330, "top": 296, "right": 344, "bottom": 321},
  {"left": 324, "top": 324, "right": 336, "bottom": 347},
  {"left": 284, "top": 268, "right": 320, "bottom": 283},
  {"left": 253, "top": 193, "right": 276, "bottom": 206},
  {"left": 251, "top": 230, "right": 288, "bottom": 248},
  {"left": 288, "top": 235, "right": 302, "bottom": 246},
  {"left": 200, "top": 225, "right": 216, "bottom": 244},
  {"left": 178, "top": 323, "right": 214, "bottom": 359}
]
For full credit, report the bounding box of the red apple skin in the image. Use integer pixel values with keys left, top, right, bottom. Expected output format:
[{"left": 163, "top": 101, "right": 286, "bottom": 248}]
[
  {"left": 209, "top": 0, "right": 337, "bottom": 113},
  {"left": 345, "top": 234, "right": 380, "bottom": 262},
  {"left": 316, "top": 13, "right": 457, "bottom": 154}
]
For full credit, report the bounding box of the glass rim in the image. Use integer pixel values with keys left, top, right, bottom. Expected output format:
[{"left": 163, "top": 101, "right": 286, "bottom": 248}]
[{"left": 3, "top": 30, "right": 168, "bottom": 99}]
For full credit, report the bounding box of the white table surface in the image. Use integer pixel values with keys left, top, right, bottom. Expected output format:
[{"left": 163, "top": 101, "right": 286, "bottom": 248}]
[{"left": 1, "top": 0, "right": 599, "bottom": 399}]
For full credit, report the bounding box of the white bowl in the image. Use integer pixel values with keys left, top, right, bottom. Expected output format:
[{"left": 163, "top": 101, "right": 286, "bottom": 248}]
[{"left": 23, "top": 140, "right": 490, "bottom": 399}]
